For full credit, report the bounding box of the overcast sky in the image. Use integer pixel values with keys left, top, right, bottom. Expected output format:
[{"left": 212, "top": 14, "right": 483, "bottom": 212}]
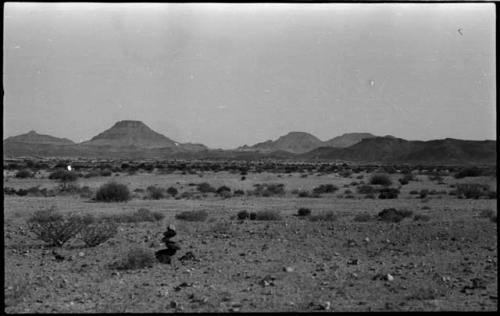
[{"left": 3, "top": 3, "right": 496, "bottom": 149}]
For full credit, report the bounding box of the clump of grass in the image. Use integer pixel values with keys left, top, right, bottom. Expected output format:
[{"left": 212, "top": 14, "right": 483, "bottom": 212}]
[
  {"left": 112, "top": 247, "right": 155, "bottom": 270},
  {"left": 145, "top": 186, "right": 166, "bottom": 199},
  {"left": 478, "top": 209, "right": 495, "bottom": 219},
  {"left": 297, "top": 207, "right": 312, "bottom": 217},
  {"left": 27, "top": 207, "right": 86, "bottom": 247},
  {"left": 454, "top": 167, "right": 483, "bottom": 179},
  {"left": 370, "top": 173, "right": 392, "bottom": 186},
  {"left": 251, "top": 183, "right": 285, "bottom": 197},
  {"left": 167, "top": 186, "right": 178, "bottom": 197},
  {"left": 413, "top": 214, "right": 431, "bottom": 222},
  {"left": 80, "top": 220, "right": 118, "bottom": 247},
  {"left": 95, "top": 182, "right": 131, "bottom": 202},
  {"left": 103, "top": 208, "right": 164, "bottom": 223},
  {"left": 312, "top": 184, "right": 339, "bottom": 194},
  {"left": 456, "top": 183, "right": 490, "bottom": 199},
  {"left": 378, "top": 188, "right": 400, "bottom": 199},
  {"left": 353, "top": 213, "right": 372, "bottom": 222},
  {"left": 309, "top": 211, "right": 337, "bottom": 222},
  {"left": 15, "top": 169, "right": 33, "bottom": 179},
  {"left": 237, "top": 210, "right": 250, "bottom": 220},
  {"left": 175, "top": 210, "right": 208, "bottom": 222},
  {"left": 197, "top": 182, "right": 216, "bottom": 193},
  {"left": 254, "top": 210, "right": 282, "bottom": 221},
  {"left": 357, "top": 184, "right": 376, "bottom": 194},
  {"left": 377, "top": 208, "right": 413, "bottom": 223}
]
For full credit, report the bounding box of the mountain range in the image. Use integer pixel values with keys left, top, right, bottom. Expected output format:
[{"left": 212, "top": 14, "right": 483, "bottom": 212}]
[{"left": 3, "top": 120, "right": 496, "bottom": 164}]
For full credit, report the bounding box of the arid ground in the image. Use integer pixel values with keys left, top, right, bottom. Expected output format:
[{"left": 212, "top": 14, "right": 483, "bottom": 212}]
[{"left": 4, "top": 163, "right": 497, "bottom": 312}]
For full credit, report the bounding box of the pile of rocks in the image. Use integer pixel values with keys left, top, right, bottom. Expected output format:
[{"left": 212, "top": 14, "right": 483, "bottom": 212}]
[{"left": 155, "top": 225, "right": 180, "bottom": 264}]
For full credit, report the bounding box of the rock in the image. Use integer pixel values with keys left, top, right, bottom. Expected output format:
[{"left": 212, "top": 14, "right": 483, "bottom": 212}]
[
  {"left": 78, "top": 252, "right": 85, "bottom": 257},
  {"left": 347, "top": 259, "right": 360, "bottom": 265},
  {"left": 386, "top": 274, "right": 394, "bottom": 282},
  {"left": 284, "top": 266, "right": 294, "bottom": 272},
  {"left": 179, "top": 251, "right": 197, "bottom": 262},
  {"left": 170, "top": 300, "right": 178, "bottom": 308},
  {"left": 364, "top": 237, "right": 370, "bottom": 243},
  {"left": 320, "top": 301, "right": 331, "bottom": 310}
]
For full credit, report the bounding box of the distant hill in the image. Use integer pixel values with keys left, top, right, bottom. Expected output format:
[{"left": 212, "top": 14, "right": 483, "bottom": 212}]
[
  {"left": 324, "top": 132, "right": 376, "bottom": 148},
  {"left": 301, "top": 137, "right": 497, "bottom": 164},
  {"left": 80, "top": 120, "right": 178, "bottom": 149},
  {"left": 237, "top": 131, "right": 324, "bottom": 154},
  {"left": 4, "top": 130, "right": 75, "bottom": 145}
]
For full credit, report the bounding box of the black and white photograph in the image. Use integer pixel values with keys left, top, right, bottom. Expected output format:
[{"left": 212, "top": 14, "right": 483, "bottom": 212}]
[{"left": 3, "top": 2, "right": 497, "bottom": 312}]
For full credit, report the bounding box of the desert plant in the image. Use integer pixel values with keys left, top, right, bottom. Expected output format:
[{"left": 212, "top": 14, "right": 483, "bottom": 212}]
[
  {"left": 309, "top": 211, "right": 337, "bottom": 222},
  {"left": 413, "top": 214, "right": 431, "bottom": 222},
  {"left": 15, "top": 169, "right": 33, "bottom": 179},
  {"left": 145, "top": 186, "right": 166, "bottom": 200},
  {"left": 252, "top": 183, "right": 285, "bottom": 197},
  {"left": 297, "top": 207, "right": 312, "bottom": 217},
  {"left": 103, "top": 208, "right": 164, "bottom": 223},
  {"left": 233, "top": 189, "right": 245, "bottom": 196},
  {"left": 112, "top": 247, "right": 155, "bottom": 270},
  {"left": 175, "top": 210, "right": 208, "bottom": 222},
  {"left": 370, "top": 173, "right": 392, "bottom": 186},
  {"left": 312, "top": 184, "right": 339, "bottom": 194},
  {"left": 80, "top": 221, "right": 118, "bottom": 247},
  {"left": 454, "top": 167, "right": 483, "bottom": 179},
  {"left": 237, "top": 210, "right": 250, "bottom": 220},
  {"left": 197, "top": 182, "right": 216, "bottom": 193},
  {"left": 95, "top": 182, "right": 131, "bottom": 202},
  {"left": 255, "top": 210, "right": 282, "bottom": 221},
  {"left": 353, "top": 213, "right": 372, "bottom": 222},
  {"left": 378, "top": 188, "right": 400, "bottom": 199},
  {"left": 357, "top": 184, "right": 376, "bottom": 194},
  {"left": 377, "top": 208, "right": 413, "bottom": 223},
  {"left": 27, "top": 208, "right": 86, "bottom": 247},
  {"left": 456, "top": 183, "right": 489, "bottom": 199},
  {"left": 167, "top": 186, "right": 178, "bottom": 196},
  {"left": 249, "top": 212, "right": 257, "bottom": 220}
]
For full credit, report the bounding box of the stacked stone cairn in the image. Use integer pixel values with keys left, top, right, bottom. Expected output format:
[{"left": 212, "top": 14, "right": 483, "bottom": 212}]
[{"left": 155, "top": 224, "right": 180, "bottom": 264}]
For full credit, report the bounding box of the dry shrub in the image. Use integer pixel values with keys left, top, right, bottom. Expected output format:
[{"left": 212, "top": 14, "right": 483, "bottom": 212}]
[
  {"left": 112, "top": 247, "right": 155, "bottom": 270},
  {"left": 353, "top": 213, "right": 372, "bottom": 222},
  {"left": 175, "top": 210, "right": 208, "bottom": 222},
  {"left": 309, "top": 211, "right": 337, "bottom": 222},
  {"left": 255, "top": 210, "right": 282, "bottom": 221},
  {"left": 27, "top": 207, "right": 86, "bottom": 247},
  {"left": 95, "top": 182, "right": 131, "bottom": 202},
  {"left": 377, "top": 208, "right": 413, "bottom": 223},
  {"left": 80, "top": 221, "right": 118, "bottom": 247},
  {"left": 297, "top": 208, "right": 312, "bottom": 217},
  {"left": 370, "top": 173, "right": 392, "bottom": 186},
  {"left": 413, "top": 214, "right": 431, "bottom": 222},
  {"left": 103, "top": 208, "right": 164, "bottom": 223}
]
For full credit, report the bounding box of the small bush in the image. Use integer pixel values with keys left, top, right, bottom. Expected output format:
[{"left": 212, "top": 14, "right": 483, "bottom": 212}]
[
  {"left": 249, "top": 212, "right": 257, "bottom": 220},
  {"left": 112, "top": 247, "right": 155, "bottom": 270},
  {"left": 80, "top": 221, "right": 118, "bottom": 247},
  {"left": 145, "top": 186, "right": 166, "bottom": 200},
  {"left": 255, "top": 210, "right": 282, "bottom": 221},
  {"left": 378, "top": 188, "right": 400, "bottom": 199},
  {"left": 377, "top": 208, "right": 413, "bottom": 223},
  {"left": 357, "top": 185, "right": 376, "bottom": 194},
  {"left": 370, "top": 173, "right": 392, "bottom": 186},
  {"left": 454, "top": 167, "right": 482, "bottom": 179},
  {"left": 252, "top": 183, "right": 285, "bottom": 197},
  {"left": 456, "top": 183, "right": 490, "bottom": 199},
  {"left": 28, "top": 208, "right": 86, "bottom": 247},
  {"left": 167, "top": 187, "right": 178, "bottom": 196},
  {"left": 233, "top": 189, "right": 245, "bottom": 196},
  {"left": 409, "top": 190, "right": 419, "bottom": 195},
  {"left": 49, "top": 170, "right": 78, "bottom": 183},
  {"left": 103, "top": 208, "right": 164, "bottom": 223},
  {"left": 197, "top": 182, "right": 216, "bottom": 193},
  {"left": 95, "top": 182, "right": 131, "bottom": 202},
  {"left": 309, "top": 211, "right": 337, "bottom": 222},
  {"left": 237, "top": 210, "right": 250, "bottom": 220},
  {"left": 312, "top": 184, "right": 339, "bottom": 194},
  {"left": 297, "top": 208, "right": 312, "bottom": 217},
  {"left": 175, "top": 210, "right": 208, "bottom": 222},
  {"left": 478, "top": 209, "right": 495, "bottom": 219},
  {"left": 419, "top": 189, "right": 429, "bottom": 199},
  {"left": 353, "top": 213, "right": 372, "bottom": 222},
  {"left": 15, "top": 169, "right": 33, "bottom": 179},
  {"left": 413, "top": 214, "right": 431, "bottom": 222}
]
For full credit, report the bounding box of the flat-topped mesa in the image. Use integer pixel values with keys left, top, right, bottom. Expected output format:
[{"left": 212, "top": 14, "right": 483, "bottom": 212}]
[{"left": 112, "top": 120, "right": 150, "bottom": 128}]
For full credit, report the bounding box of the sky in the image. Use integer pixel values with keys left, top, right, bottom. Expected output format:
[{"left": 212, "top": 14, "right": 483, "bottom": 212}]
[{"left": 3, "top": 3, "right": 496, "bottom": 149}]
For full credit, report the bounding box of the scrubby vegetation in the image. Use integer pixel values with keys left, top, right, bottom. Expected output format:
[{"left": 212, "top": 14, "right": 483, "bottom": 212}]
[
  {"left": 254, "top": 210, "right": 282, "bottom": 221},
  {"left": 27, "top": 207, "right": 87, "bottom": 247},
  {"left": 353, "top": 213, "right": 373, "bottom": 222},
  {"left": 309, "top": 211, "right": 337, "bottom": 222},
  {"left": 378, "top": 188, "right": 400, "bottom": 199},
  {"left": 175, "top": 210, "right": 209, "bottom": 222},
  {"left": 369, "top": 173, "right": 392, "bottom": 186},
  {"left": 95, "top": 182, "right": 131, "bottom": 202},
  {"left": 111, "top": 247, "right": 156, "bottom": 270},
  {"left": 80, "top": 221, "right": 118, "bottom": 247},
  {"left": 145, "top": 186, "right": 166, "bottom": 199},
  {"left": 15, "top": 169, "right": 33, "bottom": 179},
  {"left": 102, "top": 208, "right": 164, "bottom": 223},
  {"left": 312, "top": 184, "right": 339, "bottom": 194},
  {"left": 377, "top": 208, "right": 413, "bottom": 223},
  {"left": 297, "top": 208, "right": 312, "bottom": 217}
]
